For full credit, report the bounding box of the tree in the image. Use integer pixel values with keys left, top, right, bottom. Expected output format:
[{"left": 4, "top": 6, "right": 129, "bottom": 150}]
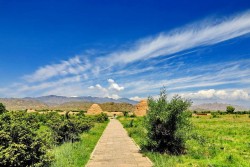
[
  {"left": 0, "top": 103, "right": 7, "bottom": 115},
  {"left": 145, "top": 88, "right": 192, "bottom": 155},
  {"left": 226, "top": 106, "right": 235, "bottom": 114},
  {"left": 0, "top": 112, "right": 53, "bottom": 166}
]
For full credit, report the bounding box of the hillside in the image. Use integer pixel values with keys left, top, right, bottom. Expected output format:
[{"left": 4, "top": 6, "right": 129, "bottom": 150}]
[
  {"left": 51, "top": 101, "right": 93, "bottom": 111},
  {"left": 25, "top": 95, "right": 137, "bottom": 105},
  {"left": 190, "top": 102, "right": 248, "bottom": 111},
  {"left": 0, "top": 96, "right": 136, "bottom": 112},
  {"left": 0, "top": 98, "right": 48, "bottom": 111},
  {"left": 99, "top": 102, "right": 134, "bottom": 112}
]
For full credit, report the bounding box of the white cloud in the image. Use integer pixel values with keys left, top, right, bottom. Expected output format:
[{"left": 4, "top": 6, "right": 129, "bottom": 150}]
[
  {"left": 24, "top": 56, "right": 91, "bottom": 82},
  {"left": 182, "top": 89, "right": 250, "bottom": 101},
  {"left": 215, "top": 90, "right": 228, "bottom": 99},
  {"left": 129, "top": 96, "right": 144, "bottom": 101},
  {"left": 95, "top": 84, "right": 108, "bottom": 93},
  {"left": 1, "top": 11, "right": 250, "bottom": 105},
  {"left": 109, "top": 94, "right": 120, "bottom": 100},
  {"left": 231, "top": 89, "right": 249, "bottom": 100},
  {"left": 121, "top": 59, "right": 250, "bottom": 97},
  {"left": 88, "top": 79, "right": 124, "bottom": 99},
  {"left": 99, "top": 11, "right": 250, "bottom": 66},
  {"left": 88, "top": 86, "right": 95, "bottom": 89},
  {"left": 108, "top": 79, "right": 124, "bottom": 91},
  {"left": 21, "top": 11, "right": 250, "bottom": 87}
]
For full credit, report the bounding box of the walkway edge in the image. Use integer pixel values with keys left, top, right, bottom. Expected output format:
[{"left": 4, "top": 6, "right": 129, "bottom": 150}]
[
  {"left": 86, "top": 119, "right": 153, "bottom": 167},
  {"left": 85, "top": 120, "right": 110, "bottom": 166},
  {"left": 121, "top": 122, "right": 154, "bottom": 166}
]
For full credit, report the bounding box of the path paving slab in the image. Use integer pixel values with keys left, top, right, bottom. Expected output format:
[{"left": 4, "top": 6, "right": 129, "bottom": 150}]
[{"left": 86, "top": 119, "right": 153, "bottom": 167}]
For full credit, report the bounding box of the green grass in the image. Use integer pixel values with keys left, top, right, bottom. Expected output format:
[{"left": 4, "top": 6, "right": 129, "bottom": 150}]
[
  {"left": 51, "top": 121, "right": 108, "bottom": 167},
  {"left": 119, "top": 115, "right": 250, "bottom": 167}
]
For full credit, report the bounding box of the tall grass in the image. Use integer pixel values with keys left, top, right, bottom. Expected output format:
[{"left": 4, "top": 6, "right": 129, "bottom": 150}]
[
  {"left": 119, "top": 114, "right": 250, "bottom": 166},
  {"left": 51, "top": 121, "right": 108, "bottom": 167}
]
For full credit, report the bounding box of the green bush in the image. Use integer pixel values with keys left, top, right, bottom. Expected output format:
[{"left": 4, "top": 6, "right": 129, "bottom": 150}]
[
  {"left": 124, "top": 119, "right": 134, "bottom": 128},
  {"left": 226, "top": 106, "right": 235, "bottom": 114},
  {"left": 0, "top": 103, "right": 7, "bottom": 115},
  {"left": 145, "top": 88, "right": 192, "bottom": 155},
  {"left": 211, "top": 112, "right": 220, "bottom": 118},
  {"left": 0, "top": 108, "right": 104, "bottom": 166},
  {"left": 185, "top": 111, "right": 193, "bottom": 118},
  {"left": 130, "top": 113, "right": 136, "bottom": 118},
  {"left": 47, "top": 115, "right": 93, "bottom": 144},
  {"left": 0, "top": 112, "right": 53, "bottom": 167},
  {"left": 77, "top": 110, "right": 86, "bottom": 116},
  {"left": 94, "top": 113, "right": 108, "bottom": 123},
  {"left": 122, "top": 111, "right": 129, "bottom": 117}
]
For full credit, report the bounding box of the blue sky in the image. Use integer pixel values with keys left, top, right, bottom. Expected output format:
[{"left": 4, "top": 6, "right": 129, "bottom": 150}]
[{"left": 0, "top": 1, "right": 250, "bottom": 107}]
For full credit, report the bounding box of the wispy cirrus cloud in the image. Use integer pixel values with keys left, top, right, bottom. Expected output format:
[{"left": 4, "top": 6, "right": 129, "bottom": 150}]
[
  {"left": 121, "top": 59, "right": 250, "bottom": 97},
  {"left": 1, "top": 10, "right": 250, "bottom": 107},
  {"left": 23, "top": 10, "right": 250, "bottom": 83},
  {"left": 23, "top": 56, "right": 91, "bottom": 82},
  {"left": 98, "top": 10, "right": 250, "bottom": 66}
]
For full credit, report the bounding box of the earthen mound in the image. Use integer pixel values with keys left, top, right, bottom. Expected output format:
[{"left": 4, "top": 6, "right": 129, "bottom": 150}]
[
  {"left": 134, "top": 99, "right": 148, "bottom": 116},
  {"left": 87, "top": 104, "right": 103, "bottom": 115}
]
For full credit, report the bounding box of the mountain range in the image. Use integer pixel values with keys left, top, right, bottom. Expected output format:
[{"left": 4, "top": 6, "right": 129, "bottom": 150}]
[
  {"left": 0, "top": 95, "right": 137, "bottom": 111},
  {"left": 24, "top": 95, "right": 137, "bottom": 105},
  {"left": 190, "top": 102, "right": 248, "bottom": 111},
  {"left": 0, "top": 95, "right": 249, "bottom": 112}
]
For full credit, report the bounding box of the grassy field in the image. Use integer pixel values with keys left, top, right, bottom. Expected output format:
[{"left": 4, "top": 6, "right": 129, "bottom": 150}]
[
  {"left": 51, "top": 121, "right": 108, "bottom": 167},
  {"left": 119, "top": 114, "right": 250, "bottom": 167}
]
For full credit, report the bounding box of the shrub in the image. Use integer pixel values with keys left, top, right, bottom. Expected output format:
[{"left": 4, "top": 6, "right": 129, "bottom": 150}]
[
  {"left": 185, "top": 111, "right": 193, "bottom": 118},
  {"left": 95, "top": 113, "right": 108, "bottom": 123},
  {"left": 77, "top": 110, "right": 86, "bottom": 116},
  {"left": 0, "top": 103, "right": 7, "bottom": 115},
  {"left": 124, "top": 119, "right": 134, "bottom": 128},
  {"left": 233, "top": 114, "right": 240, "bottom": 119},
  {"left": 47, "top": 116, "right": 93, "bottom": 144},
  {"left": 145, "top": 88, "right": 192, "bottom": 155},
  {"left": 130, "top": 113, "right": 136, "bottom": 118},
  {"left": 122, "top": 111, "right": 129, "bottom": 117},
  {"left": 211, "top": 112, "right": 220, "bottom": 118},
  {"left": 0, "top": 107, "right": 104, "bottom": 166},
  {"left": 56, "top": 120, "right": 80, "bottom": 143},
  {"left": 226, "top": 106, "right": 235, "bottom": 114},
  {"left": 0, "top": 112, "right": 53, "bottom": 167}
]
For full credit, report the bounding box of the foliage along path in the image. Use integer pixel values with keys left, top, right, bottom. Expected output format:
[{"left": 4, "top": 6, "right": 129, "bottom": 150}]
[{"left": 86, "top": 118, "right": 153, "bottom": 167}]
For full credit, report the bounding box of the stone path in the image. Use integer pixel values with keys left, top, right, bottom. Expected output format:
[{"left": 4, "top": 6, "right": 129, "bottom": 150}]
[{"left": 86, "top": 119, "right": 153, "bottom": 167}]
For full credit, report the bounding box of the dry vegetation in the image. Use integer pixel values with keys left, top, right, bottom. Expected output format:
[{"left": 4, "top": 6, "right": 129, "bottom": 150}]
[{"left": 0, "top": 99, "right": 135, "bottom": 113}]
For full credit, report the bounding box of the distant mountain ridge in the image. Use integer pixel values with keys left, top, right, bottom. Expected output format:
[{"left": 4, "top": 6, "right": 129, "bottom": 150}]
[
  {"left": 190, "top": 102, "right": 248, "bottom": 111},
  {"left": 0, "top": 95, "right": 137, "bottom": 111},
  {"left": 24, "top": 95, "right": 137, "bottom": 105},
  {"left": 0, "top": 98, "right": 48, "bottom": 111},
  {"left": 2, "top": 97, "right": 248, "bottom": 112}
]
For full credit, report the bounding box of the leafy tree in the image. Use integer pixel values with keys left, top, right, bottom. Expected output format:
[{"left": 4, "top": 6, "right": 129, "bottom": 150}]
[
  {"left": 145, "top": 88, "right": 192, "bottom": 155},
  {"left": 0, "top": 103, "right": 7, "bottom": 115},
  {"left": 95, "top": 113, "right": 108, "bottom": 123},
  {"left": 0, "top": 107, "right": 107, "bottom": 166},
  {"left": 0, "top": 112, "right": 53, "bottom": 167},
  {"left": 48, "top": 115, "right": 93, "bottom": 144},
  {"left": 226, "top": 106, "right": 235, "bottom": 114}
]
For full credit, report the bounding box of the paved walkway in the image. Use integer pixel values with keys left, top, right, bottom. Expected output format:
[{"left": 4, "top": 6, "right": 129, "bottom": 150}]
[{"left": 86, "top": 119, "right": 153, "bottom": 167}]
